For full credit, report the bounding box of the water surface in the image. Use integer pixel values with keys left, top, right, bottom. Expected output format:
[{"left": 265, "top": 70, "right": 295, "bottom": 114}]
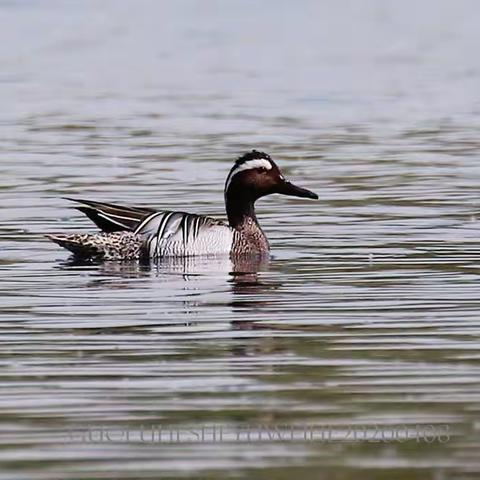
[{"left": 2, "top": 1, "right": 480, "bottom": 479}]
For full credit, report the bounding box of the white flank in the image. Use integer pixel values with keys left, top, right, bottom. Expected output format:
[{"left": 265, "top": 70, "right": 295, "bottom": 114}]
[
  {"left": 224, "top": 159, "right": 272, "bottom": 193},
  {"left": 151, "top": 223, "right": 234, "bottom": 257}
]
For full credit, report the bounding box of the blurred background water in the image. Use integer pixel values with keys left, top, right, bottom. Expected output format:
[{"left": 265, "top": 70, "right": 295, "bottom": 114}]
[{"left": 2, "top": 0, "right": 480, "bottom": 479}]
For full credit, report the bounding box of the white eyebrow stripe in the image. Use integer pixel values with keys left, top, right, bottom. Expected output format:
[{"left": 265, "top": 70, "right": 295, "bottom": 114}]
[{"left": 224, "top": 159, "right": 272, "bottom": 192}]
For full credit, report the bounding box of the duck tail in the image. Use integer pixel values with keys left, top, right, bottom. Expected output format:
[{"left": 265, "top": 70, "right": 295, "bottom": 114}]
[
  {"left": 46, "top": 232, "right": 143, "bottom": 260},
  {"left": 46, "top": 233, "right": 102, "bottom": 257}
]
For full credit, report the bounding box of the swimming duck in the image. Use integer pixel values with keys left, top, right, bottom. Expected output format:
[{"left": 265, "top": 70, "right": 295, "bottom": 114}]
[{"left": 47, "top": 150, "right": 318, "bottom": 260}]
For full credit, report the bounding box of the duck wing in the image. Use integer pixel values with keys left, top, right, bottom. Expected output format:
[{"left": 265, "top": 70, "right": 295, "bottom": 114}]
[
  {"left": 65, "top": 197, "right": 156, "bottom": 232},
  {"left": 134, "top": 211, "right": 234, "bottom": 257}
]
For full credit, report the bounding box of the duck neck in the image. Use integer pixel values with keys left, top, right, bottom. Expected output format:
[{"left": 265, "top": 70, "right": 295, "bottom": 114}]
[
  {"left": 225, "top": 187, "right": 270, "bottom": 253},
  {"left": 225, "top": 189, "right": 258, "bottom": 229}
]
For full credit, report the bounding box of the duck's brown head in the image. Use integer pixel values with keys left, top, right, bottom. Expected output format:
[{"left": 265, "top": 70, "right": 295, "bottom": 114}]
[{"left": 224, "top": 150, "right": 318, "bottom": 202}]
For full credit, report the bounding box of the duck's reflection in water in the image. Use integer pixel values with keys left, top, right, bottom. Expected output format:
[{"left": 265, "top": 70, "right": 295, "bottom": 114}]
[
  {"left": 60, "top": 254, "right": 280, "bottom": 331},
  {"left": 60, "top": 254, "right": 277, "bottom": 294},
  {"left": 150, "top": 254, "right": 270, "bottom": 280},
  {"left": 61, "top": 254, "right": 269, "bottom": 280}
]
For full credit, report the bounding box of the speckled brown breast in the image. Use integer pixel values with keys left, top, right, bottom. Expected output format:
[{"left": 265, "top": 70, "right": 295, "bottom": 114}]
[{"left": 232, "top": 217, "right": 270, "bottom": 256}]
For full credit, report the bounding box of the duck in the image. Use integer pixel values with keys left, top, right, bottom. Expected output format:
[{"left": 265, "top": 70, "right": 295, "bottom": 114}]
[{"left": 47, "top": 150, "right": 318, "bottom": 260}]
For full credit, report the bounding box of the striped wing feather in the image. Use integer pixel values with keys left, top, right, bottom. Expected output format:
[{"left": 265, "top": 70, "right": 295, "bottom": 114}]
[
  {"left": 64, "top": 199, "right": 233, "bottom": 257},
  {"left": 135, "top": 211, "right": 233, "bottom": 257},
  {"left": 65, "top": 197, "right": 155, "bottom": 232}
]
